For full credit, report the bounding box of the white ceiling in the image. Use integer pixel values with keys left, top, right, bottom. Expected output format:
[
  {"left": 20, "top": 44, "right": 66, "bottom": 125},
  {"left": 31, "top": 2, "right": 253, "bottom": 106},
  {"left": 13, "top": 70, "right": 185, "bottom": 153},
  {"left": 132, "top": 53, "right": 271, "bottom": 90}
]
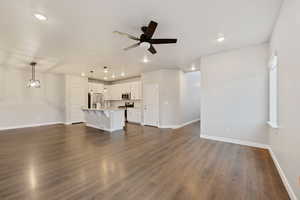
[{"left": 0, "top": 0, "right": 282, "bottom": 80}]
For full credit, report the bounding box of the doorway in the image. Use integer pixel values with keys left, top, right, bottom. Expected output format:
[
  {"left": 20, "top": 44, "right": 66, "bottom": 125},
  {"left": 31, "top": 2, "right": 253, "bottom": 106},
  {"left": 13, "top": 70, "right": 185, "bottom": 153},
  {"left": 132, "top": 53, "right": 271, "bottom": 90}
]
[{"left": 143, "top": 84, "right": 159, "bottom": 127}]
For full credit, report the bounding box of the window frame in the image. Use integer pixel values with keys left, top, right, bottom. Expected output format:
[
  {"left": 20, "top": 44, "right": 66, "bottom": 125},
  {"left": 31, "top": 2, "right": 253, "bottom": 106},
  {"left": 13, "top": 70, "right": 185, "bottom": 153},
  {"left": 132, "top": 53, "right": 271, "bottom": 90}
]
[{"left": 268, "top": 52, "right": 279, "bottom": 128}]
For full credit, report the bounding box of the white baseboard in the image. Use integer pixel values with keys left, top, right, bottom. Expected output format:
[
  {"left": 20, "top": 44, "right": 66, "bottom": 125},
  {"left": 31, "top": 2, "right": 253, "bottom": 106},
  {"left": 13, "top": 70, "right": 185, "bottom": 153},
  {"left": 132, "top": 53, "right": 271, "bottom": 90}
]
[
  {"left": 175, "top": 119, "right": 200, "bottom": 129},
  {"left": 64, "top": 120, "right": 86, "bottom": 125},
  {"left": 159, "top": 119, "right": 200, "bottom": 129},
  {"left": 159, "top": 125, "right": 178, "bottom": 129},
  {"left": 0, "top": 122, "right": 64, "bottom": 131},
  {"left": 268, "top": 148, "right": 298, "bottom": 200},
  {"left": 200, "top": 134, "right": 298, "bottom": 200},
  {"left": 200, "top": 134, "right": 269, "bottom": 149}
]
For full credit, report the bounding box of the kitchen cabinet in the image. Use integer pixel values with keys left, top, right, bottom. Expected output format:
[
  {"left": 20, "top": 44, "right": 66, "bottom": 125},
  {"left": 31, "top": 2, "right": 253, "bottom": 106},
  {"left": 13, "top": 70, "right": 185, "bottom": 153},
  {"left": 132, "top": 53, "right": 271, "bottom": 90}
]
[
  {"left": 130, "top": 81, "right": 142, "bottom": 100},
  {"left": 102, "top": 81, "right": 142, "bottom": 101},
  {"left": 88, "top": 82, "right": 104, "bottom": 93},
  {"left": 103, "top": 85, "right": 111, "bottom": 100},
  {"left": 127, "top": 108, "right": 141, "bottom": 123},
  {"left": 122, "top": 83, "right": 131, "bottom": 93},
  {"left": 110, "top": 84, "right": 122, "bottom": 100}
]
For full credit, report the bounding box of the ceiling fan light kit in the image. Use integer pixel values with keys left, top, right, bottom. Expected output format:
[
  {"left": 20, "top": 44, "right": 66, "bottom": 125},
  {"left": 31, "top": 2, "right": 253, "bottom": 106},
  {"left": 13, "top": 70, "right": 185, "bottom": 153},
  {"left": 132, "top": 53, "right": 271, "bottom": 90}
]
[
  {"left": 114, "top": 20, "right": 177, "bottom": 54},
  {"left": 140, "top": 42, "right": 151, "bottom": 49}
]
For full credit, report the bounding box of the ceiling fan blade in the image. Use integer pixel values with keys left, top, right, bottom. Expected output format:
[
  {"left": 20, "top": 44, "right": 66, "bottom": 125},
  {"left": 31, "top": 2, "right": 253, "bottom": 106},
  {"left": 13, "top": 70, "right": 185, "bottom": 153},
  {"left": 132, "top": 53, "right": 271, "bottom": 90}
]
[
  {"left": 145, "top": 21, "right": 158, "bottom": 38},
  {"left": 148, "top": 45, "right": 157, "bottom": 54},
  {"left": 150, "top": 38, "right": 177, "bottom": 44},
  {"left": 113, "top": 31, "right": 140, "bottom": 41},
  {"left": 124, "top": 43, "right": 140, "bottom": 51}
]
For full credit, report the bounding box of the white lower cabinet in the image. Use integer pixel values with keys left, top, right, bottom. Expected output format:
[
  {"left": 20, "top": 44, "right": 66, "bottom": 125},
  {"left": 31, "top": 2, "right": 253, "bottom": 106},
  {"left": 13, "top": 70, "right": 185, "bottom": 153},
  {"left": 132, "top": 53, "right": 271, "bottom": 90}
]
[{"left": 127, "top": 108, "right": 141, "bottom": 123}]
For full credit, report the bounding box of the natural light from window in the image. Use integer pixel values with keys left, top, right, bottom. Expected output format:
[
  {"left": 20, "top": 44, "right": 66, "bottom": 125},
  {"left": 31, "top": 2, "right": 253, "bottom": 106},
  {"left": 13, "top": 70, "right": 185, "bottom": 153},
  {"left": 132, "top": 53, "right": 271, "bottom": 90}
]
[{"left": 268, "top": 52, "right": 278, "bottom": 128}]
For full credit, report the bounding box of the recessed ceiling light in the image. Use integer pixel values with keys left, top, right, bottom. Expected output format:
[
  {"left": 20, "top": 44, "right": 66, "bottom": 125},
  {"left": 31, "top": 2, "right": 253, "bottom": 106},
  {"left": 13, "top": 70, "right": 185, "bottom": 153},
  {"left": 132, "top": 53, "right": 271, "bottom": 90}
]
[
  {"left": 121, "top": 72, "right": 125, "bottom": 77},
  {"left": 217, "top": 34, "right": 225, "bottom": 42},
  {"left": 104, "top": 77, "right": 108, "bottom": 80},
  {"left": 143, "top": 56, "right": 149, "bottom": 63},
  {"left": 81, "top": 72, "right": 86, "bottom": 77},
  {"left": 34, "top": 13, "right": 47, "bottom": 21},
  {"left": 191, "top": 65, "right": 196, "bottom": 71},
  {"left": 104, "top": 66, "right": 108, "bottom": 73}
]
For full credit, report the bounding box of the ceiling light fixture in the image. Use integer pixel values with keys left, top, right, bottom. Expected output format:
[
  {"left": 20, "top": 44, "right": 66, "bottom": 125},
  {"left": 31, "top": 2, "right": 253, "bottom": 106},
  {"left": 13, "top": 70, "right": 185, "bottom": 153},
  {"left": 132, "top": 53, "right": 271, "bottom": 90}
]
[
  {"left": 104, "top": 66, "right": 108, "bottom": 73},
  {"left": 34, "top": 13, "right": 47, "bottom": 21},
  {"left": 217, "top": 34, "right": 225, "bottom": 42},
  {"left": 121, "top": 72, "right": 125, "bottom": 77},
  {"left": 143, "top": 56, "right": 149, "bottom": 63},
  {"left": 140, "top": 42, "right": 151, "bottom": 49},
  {"left": 81, "top": 72, "right": 86, "bottom": 77},
  {"left": 112, "top": 74, "right": 116, "bottom": 79},
  {"left": 27, "top": 62, "right": 41, "bottom": 88},
  {"left": 191, "top": 65, "right": 196, "bottom": 71},
  {"left": 90, "top": 70, "right": 95, "bottom": 78}
]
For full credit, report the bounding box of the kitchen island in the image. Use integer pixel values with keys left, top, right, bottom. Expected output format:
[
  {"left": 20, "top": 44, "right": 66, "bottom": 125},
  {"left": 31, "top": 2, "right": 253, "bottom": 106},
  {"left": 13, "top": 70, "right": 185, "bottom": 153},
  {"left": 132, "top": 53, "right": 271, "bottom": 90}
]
[{"left": 82, "top": 108, "right": 125, "bottom": 132}]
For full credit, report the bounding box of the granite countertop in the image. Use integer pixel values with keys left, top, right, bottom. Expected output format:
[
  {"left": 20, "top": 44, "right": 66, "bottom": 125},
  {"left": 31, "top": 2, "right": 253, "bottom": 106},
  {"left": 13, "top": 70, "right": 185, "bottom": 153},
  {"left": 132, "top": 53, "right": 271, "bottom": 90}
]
[
  {"left": 82, "top": 107, "right": 125, "bottom": 111},
  {"left": 126, "top": 107, "right": 141, "bottom": 110}
]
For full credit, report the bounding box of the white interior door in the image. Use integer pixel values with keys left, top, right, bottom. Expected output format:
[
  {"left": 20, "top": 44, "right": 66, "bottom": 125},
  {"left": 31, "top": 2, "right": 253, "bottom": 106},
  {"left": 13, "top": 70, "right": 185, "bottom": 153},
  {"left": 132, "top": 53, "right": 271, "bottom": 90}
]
[
  {"left": 70, "top": 86, "right": 85, "bottom": 123},
  {"left": 68, "top": 76, "right": 86, "bottom": 123},
  {"left": 143, "top": 84, "right": 159, "bottom": 127}
]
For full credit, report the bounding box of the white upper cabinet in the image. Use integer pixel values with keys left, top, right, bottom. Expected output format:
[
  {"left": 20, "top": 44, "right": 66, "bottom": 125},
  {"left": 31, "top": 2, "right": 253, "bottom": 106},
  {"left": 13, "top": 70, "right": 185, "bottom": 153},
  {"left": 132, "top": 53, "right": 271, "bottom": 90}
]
[
  {"left": 103, "top": 85, "right": 111, "bottom": 100},
  {"left": 88, "top": 82, "right": 104, "bottom": 93},
  {"left": 100, "top": 81, "right": 142, "bottom": 101},
  {"left": 88, "top": 83, "right": 93, "bottom": 93},
  {"left": 122, "top": 83, "right": 131, "bottom": 93},
  {"left": 110, "top": 84, "right": 122, "bottom": 100},
  {"left": 130, "top": 81, "right": 142, "bottom": 100}
]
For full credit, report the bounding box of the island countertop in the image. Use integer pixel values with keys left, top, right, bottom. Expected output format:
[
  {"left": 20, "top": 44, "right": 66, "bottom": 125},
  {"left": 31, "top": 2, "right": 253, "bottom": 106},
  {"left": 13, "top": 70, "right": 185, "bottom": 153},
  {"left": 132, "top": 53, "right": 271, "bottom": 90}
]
[
  {"left": 82, "top": 107, "right": 125, "bottom": 132},
  {"left": 82, "top": 107, "right": 125, "bottom": 111}
]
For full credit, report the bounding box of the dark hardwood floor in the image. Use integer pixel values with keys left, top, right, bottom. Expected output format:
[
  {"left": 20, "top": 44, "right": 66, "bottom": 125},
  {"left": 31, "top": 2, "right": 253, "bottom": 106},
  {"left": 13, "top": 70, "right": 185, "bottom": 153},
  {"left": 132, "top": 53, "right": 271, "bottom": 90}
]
[{"left": 0, "top": 122, "right": 289, "bottom": 200}]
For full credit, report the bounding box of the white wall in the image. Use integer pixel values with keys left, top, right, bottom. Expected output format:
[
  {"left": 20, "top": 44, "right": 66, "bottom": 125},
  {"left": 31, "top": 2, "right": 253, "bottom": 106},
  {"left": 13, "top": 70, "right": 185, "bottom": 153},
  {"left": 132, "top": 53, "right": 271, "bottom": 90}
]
[
  {"left": 0, "top": 67, "right": 65, "bottom": 129},
  {"left": 269, "top": 0, "right": 300, "bottom": 198},
  {"left": 142, "top": 69, "right": 201, "bottom": 128},
  {"left": 200, "top": 44, "right": 269, "bottom": 144},
  {"left": 180, "top": 71, "right": 201, "bottom": 124}
]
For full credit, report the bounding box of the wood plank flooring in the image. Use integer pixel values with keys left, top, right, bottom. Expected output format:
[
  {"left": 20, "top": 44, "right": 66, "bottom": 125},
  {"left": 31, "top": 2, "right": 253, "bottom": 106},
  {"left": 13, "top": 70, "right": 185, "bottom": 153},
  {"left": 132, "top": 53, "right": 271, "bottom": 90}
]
[{"left": 0, "top": 122, "right": 289, "bottom": 200}]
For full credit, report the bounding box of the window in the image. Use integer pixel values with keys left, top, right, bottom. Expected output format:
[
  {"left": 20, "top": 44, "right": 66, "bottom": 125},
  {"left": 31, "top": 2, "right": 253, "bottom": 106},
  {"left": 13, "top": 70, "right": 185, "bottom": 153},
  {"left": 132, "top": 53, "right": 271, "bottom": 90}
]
[{"left": 268, "top": 53, "right": 278, "bottom": 128}]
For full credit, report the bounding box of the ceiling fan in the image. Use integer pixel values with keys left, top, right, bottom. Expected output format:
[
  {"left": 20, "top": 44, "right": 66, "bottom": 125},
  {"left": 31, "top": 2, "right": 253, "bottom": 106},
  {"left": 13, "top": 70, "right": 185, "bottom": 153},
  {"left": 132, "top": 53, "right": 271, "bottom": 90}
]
[{"left": 114, "top": 21, "right": 177, "bottom": 54}]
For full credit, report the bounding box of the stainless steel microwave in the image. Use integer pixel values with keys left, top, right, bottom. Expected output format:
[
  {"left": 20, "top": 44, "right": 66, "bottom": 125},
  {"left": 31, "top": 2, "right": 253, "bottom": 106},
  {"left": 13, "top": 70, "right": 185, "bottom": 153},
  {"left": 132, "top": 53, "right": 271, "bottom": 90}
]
[{"left": 121, "top": 93, "right": 131, "bottom": 100}]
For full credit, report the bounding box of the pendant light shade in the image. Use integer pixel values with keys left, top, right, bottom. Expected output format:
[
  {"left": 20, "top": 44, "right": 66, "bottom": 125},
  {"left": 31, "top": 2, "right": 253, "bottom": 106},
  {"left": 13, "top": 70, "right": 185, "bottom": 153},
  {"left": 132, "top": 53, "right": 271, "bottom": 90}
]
[{"left": 27, "top": 62, "right": 41, "bottom": 88}]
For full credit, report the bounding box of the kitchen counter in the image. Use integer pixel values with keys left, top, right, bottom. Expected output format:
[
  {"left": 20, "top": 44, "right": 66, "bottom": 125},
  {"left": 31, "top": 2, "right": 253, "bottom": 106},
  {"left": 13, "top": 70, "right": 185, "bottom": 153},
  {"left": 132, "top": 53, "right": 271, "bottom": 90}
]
[
  {"left": 82, "top": 108, "right": 125, "bottom": 132},
  {"left": 127, "top": 107, "right": 141, "bottom": 110},
  {"left": 82, "top": 107, "right": 125, "bottom": 111}
]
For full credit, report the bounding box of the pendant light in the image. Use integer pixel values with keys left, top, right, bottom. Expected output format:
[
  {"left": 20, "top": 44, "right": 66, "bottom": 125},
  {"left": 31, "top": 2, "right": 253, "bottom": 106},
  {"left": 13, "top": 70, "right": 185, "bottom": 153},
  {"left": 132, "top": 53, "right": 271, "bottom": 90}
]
[{"left": 27, "top": 62, "right": 41, "bottom": 88}]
